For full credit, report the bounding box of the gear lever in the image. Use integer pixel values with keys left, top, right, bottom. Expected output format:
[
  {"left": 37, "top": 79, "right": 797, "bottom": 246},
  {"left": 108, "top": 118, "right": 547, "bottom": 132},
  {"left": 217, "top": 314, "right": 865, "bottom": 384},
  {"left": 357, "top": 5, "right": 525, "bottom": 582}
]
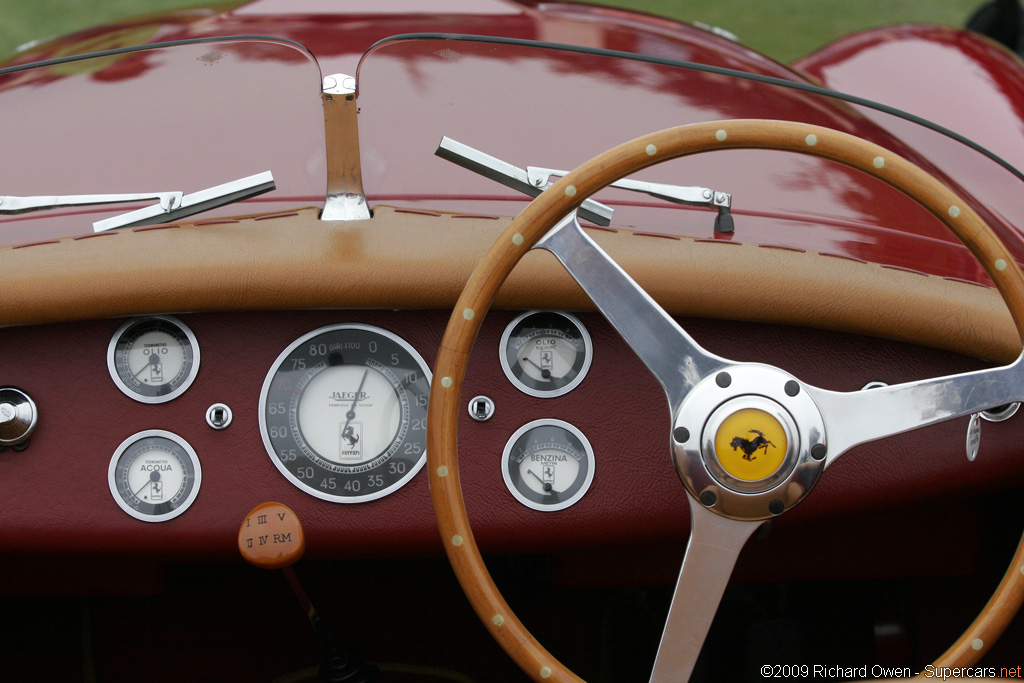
[{"left": 239, "top": 502, "right": 378, "bottom": 682}]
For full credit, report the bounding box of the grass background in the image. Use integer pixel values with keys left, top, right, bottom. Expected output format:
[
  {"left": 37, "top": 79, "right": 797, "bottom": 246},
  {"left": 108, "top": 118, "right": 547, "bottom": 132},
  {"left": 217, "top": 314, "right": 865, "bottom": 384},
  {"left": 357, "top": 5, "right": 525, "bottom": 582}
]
[{"left": 0, "top": 0, "right": 989, "bottom": 63}]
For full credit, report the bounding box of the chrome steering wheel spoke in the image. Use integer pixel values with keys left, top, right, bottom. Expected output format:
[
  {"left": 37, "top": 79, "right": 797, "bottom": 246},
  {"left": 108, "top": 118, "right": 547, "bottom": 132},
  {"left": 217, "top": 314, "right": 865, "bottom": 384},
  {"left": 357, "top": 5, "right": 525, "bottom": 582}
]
[
  {"left": 535, "top": 213, "right": 728, "bottom": 410},
  {"left": 806, "top": 354, "right": 1024, "bottom": 466},
  {"left": 649, "top": 494, "right": 760, "bottom": 683}
]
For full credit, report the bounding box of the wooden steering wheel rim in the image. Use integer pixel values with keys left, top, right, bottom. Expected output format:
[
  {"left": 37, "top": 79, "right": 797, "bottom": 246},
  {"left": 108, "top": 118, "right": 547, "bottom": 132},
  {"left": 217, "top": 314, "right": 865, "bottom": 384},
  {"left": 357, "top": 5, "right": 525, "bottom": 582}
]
[{"left": 426, "top": 120, "right": 1024, "bottom": 682}]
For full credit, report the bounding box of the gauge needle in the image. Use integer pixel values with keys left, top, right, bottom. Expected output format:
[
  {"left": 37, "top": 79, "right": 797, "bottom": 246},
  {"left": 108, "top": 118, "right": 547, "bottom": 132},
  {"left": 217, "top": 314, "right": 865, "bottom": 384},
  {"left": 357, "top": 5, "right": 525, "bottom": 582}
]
[
  {"left": 340, "top": 368, "right": 370, "bottom": 439},
  {"left": 134, "top": 469, "right": 161, "bottom": 497},
  {"left": 521, "top": 357, "right": 552, "bottom": 379},
  {"left": 133, "top": 353, "right": 160, "bottom": 378},
  {"left": 527, "top": 468, "right": 553, "bottom": 493},
  {"left": 347, "top": 369, "right": 369, "bottom": 418}
]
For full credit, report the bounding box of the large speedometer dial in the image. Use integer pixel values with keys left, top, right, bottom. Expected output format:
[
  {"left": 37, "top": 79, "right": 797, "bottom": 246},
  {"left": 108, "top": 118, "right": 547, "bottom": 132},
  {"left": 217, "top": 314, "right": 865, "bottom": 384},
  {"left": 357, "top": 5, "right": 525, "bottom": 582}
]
[{"left": 260, "top": 324, "right": 431, "bottom": 503}]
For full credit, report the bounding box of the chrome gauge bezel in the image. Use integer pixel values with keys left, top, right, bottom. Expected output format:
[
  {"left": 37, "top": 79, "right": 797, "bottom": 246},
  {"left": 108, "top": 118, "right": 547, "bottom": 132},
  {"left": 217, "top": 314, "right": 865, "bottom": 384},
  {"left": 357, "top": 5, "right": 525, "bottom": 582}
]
[
  {"left": 501, "top": 418, "right": 596, "bottom": 512},
  {"left": 107, "top": 315, "right": 200, "bottom": 404},
  {"left": 259, "top": 323, "right": 432, "bottom": 504},
  {"left": 107, "top": 429, "right": 202, "bottom": 523},
  {"left": 499, "top": 311, "right": 593, "bottom": 398}
]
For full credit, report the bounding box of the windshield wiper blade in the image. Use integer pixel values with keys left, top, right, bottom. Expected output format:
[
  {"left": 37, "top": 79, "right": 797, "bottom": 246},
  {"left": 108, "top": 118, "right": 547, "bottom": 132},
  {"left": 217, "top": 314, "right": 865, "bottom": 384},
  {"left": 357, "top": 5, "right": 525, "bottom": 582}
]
[
  {"left": 1, "top": 172, "right": 275, "bottom": 232},
  {"left": 435, "top": 137, "right": 614, "bottom": 226},
  {"left": 526, "top": 167, "right": 734, "bottom": 233},
  {"left": 436, "top": 138, "right": 735, "bottom": 232},
  {"left": 0, "top": 191, "right": 182, "bottom": 214},
  {"left": 93, "top": 171, "right": 276, "bottom": 232}
]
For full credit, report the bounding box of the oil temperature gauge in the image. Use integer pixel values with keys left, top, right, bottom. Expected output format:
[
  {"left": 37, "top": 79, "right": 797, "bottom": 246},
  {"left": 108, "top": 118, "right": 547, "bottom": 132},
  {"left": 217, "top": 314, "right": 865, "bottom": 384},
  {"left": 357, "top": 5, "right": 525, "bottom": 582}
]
[
  {"left": 499, "top": 311, "right": 592, "bottom": 398},
  {"left": 108, "top": 430, "right": 201, "bottom": 522},
  {"left": 502, "top": 419, "right": 595, "bottom": 512},
  {"left": 107, "top": 315, "right": 200, "bottom": 403}
]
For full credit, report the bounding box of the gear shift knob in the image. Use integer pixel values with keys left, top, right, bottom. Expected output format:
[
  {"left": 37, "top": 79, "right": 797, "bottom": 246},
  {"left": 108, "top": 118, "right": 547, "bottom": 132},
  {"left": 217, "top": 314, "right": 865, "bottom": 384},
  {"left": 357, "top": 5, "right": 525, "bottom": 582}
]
[{"left": 238, "top": 501, "right": 305, "bottom": 570}]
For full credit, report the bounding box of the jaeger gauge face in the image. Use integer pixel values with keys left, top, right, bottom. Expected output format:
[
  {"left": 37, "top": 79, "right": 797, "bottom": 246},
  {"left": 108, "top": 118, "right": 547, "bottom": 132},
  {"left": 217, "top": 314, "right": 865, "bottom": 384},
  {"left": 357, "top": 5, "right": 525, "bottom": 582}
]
[
  {"left": 260, "top": 324, "right": 431, "bottom": 503},
  {"left": 108, "top": 430, "right": 202, "bottom": 522},
  {"left": 500, "top": 311, "right": 593, "bottom": 398},
  {"left": 107, "top": 316, "right": 200, "bottom": 403},
  {"left": 502, "top": 419, "right": 595, "bottom": 512}
]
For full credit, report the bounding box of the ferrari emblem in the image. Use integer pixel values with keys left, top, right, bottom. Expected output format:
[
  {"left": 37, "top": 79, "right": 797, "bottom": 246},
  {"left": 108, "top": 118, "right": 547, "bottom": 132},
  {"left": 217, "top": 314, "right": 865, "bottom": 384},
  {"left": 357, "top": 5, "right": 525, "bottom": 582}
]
[
  {"left": 713, "top": 409, "right": 787, "bottom": 482},
  {"left": 729, "top": 429, "right": 776, "bottom": 461}
]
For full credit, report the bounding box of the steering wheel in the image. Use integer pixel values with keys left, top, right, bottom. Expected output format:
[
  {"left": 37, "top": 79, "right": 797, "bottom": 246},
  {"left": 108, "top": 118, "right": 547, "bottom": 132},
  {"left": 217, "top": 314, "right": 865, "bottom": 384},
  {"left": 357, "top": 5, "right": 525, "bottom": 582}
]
[{"left": 426, "top": 120, "right": 1024, "bottom": 682}]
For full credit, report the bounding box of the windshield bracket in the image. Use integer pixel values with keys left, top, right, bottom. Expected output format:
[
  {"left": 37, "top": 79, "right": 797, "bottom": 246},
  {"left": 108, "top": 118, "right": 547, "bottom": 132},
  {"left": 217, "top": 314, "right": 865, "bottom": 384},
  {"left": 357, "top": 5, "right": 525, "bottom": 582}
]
[{"left": 321, "top": 73, "right": 371, "bottom": 222}]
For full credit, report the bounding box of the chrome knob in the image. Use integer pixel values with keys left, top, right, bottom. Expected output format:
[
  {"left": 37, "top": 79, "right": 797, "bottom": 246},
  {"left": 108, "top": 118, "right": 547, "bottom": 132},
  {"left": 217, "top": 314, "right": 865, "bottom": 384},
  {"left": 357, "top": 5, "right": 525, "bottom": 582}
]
[{"left": 0, "top": 387, "right": 37, "bottom": 447}]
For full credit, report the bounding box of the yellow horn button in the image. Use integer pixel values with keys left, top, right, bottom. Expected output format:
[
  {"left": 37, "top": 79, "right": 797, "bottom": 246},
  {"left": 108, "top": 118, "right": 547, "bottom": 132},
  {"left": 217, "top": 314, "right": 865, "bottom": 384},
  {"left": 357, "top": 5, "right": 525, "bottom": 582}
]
[{"left": 713, "top": 408, "right": 787, "bottom": 481}]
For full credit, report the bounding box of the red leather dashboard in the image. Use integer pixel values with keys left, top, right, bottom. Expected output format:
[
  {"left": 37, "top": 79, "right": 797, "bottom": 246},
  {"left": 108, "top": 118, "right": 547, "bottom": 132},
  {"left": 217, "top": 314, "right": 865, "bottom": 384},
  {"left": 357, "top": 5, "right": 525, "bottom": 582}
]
[{"left": 0, "top": 307, "right": 1017, "bottom": 569}]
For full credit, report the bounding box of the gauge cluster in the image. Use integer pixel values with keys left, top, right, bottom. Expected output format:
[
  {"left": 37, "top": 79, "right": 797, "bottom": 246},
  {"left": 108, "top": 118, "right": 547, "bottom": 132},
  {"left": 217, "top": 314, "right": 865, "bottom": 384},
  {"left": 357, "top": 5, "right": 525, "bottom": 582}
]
[
  {"left": 496, "top": 311, "right": 598, "bottom": 512},
  {"left": 96, "top": 310, "right": 596, "bottom": 525},
  {"left": 1, "top": 305, "right": 991, "bottom": 557}
]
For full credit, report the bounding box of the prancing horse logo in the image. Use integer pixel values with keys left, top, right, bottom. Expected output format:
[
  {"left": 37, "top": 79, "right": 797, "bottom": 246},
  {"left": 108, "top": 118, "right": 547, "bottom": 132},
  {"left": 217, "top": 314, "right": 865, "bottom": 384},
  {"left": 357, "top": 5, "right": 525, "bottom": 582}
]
[
  {"left": 729, "top": 429, "right": 775, "bottom": 461},
  {"left": 342, "top": 425, "right": 360, "bottom": 448}
]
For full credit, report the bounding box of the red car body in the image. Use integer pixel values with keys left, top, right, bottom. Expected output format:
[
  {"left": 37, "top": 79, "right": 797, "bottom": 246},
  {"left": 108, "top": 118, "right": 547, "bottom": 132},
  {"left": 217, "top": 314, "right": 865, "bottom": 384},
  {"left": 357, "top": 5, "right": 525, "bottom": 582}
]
[{"left": 0, "top": 1, "right": 1021, "bottom": 681}]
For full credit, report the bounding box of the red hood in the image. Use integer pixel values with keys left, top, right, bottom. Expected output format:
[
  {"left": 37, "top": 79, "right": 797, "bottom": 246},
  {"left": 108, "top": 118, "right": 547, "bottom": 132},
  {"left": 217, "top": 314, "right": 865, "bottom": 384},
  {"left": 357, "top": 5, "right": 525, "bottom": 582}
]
[{"left": 1, "top": 1, "right": 1023, "bottom": 285}]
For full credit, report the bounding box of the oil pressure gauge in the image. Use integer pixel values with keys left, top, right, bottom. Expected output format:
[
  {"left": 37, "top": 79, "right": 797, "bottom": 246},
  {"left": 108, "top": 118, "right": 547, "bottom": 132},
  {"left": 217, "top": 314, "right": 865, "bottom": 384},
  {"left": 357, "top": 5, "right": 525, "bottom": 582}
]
[
  {"left": 108, "top": 430, "right": 201, "bottom": 522},
  {"left": 107, "top": 315, "right": 200, "bottom": 403},
  {"left": 502, "top": 419, "right": 595, "bottom": 511},
  {"left": 500, "top": 311, "right": 593, "bottom": 398}
]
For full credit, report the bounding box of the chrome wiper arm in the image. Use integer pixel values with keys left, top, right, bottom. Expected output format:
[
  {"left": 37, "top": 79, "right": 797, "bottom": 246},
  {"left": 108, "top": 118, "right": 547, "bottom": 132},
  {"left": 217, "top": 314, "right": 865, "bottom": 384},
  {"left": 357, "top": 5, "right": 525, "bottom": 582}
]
[
  {"left": 0, "top": 191, "right": 182, "bottom": 214},
  {"left": 527, "top": 166, "right": 734, "bottom": 233},
  {"left": 1, "top": 172, "right": 275, "bottom": 232},
  {"left": 93, "top": 171, "right": 276, "bottom": 232},
  {"left": 434, "top": 137, "right": 614, "bottom": 226}
]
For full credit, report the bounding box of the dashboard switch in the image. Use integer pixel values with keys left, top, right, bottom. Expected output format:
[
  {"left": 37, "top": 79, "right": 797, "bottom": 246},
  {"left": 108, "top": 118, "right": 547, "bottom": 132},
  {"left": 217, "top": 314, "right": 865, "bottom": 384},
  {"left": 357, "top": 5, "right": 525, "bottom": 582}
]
[
  {"left": 0, "top": 387, "right": 37, "bottom": 447},
  {"left": 469, "top": 395, "right": 495, "bottom": 422},
  {"left": 206, "top": 403, "right": 233, "bottom": 430}
]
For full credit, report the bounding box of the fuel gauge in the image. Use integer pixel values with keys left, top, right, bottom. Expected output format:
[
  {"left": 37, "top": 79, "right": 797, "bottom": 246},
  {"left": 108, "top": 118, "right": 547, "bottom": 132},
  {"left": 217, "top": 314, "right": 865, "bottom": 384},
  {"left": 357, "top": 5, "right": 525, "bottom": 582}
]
[
  {"left": 502, "top": 419, "right": 595, "bottom": 512},
  {"left": 499, "top": 311, "right": 592, "bottom": 398}
]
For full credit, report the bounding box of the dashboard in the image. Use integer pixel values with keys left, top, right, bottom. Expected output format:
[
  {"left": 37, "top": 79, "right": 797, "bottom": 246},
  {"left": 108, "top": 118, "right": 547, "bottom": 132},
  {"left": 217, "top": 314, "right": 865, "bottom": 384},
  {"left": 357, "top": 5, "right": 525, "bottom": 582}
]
[{"left": 0, "top": 304, "right": 1015, "bottom": 578}]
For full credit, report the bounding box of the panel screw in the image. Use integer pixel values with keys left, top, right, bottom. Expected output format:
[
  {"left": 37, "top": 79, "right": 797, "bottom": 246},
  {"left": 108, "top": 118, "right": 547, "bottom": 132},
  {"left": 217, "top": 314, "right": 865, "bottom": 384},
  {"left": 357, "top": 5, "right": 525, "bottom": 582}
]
[
  {"left": 811, "top": 444, "right": 827, "bottom": 460},
  {"left": 716, "top": 372, "right": 732, "bottom": 388},
  {"left": 785, "top": 380, "right": 800, "bottom": 396},
  {"left": 699, "top": 491, "right": 717, "bottom": 507},
  {"left": 769, "top": 499, "right": 785, "bottom": 515},
  {"left": 673, "top": 427, "right": 690, "bottom": 443}
]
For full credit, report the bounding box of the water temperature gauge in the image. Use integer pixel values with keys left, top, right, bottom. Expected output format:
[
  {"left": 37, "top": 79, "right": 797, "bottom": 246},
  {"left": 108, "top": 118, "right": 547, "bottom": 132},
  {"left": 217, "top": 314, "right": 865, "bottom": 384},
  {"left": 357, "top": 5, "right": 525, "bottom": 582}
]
[
  {"left": 108, "top": 430, "right": 202, "bottom": 522},
  {"left": 499, "top": 311, "right": 592, "bottom": 398},
  {"left": 501, "top": 419, "right": 595, "bottom": 512}
]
